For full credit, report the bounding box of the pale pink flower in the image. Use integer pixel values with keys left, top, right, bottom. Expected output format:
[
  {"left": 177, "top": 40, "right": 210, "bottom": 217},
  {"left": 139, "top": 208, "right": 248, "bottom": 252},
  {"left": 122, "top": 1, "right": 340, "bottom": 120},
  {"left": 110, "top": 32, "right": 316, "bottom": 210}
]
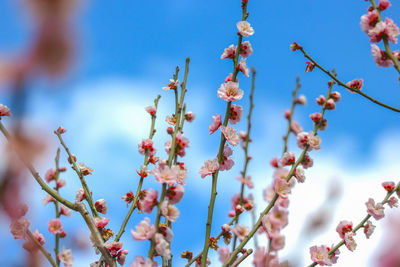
[
  {"left": 162, "top": 79, "right": 179, "bottom": 91},
  {"left": 261, "top": 215, "right": 281, "bottom": 237},
  {"left": 220, "top": 145, "right": 234, "bottom": 171},
  {"left": 281, "top": 152, "right": 295, "bottom": 166},
  {"left": 379, "top": 0, "right": 391, "bottom": 10},
  {"left": 301, "top": 153, "right": 314, "bottom": 169},
  {"left": 117, "top": 249, "right": 129, "bottom": 265},
  {"left": 325, "top": 99, "right": 336, "bottom": 110},
  {"left": 56, "top": 126, "right": 67, "bottom": 134},
  {"left": 221, "top": 125, "right": 239, "bottom": 146},
  {"left": 270, "top": 233, "right": 285, "bottom": 251},
  {"left": 166, "top": 184, "right": 184, "bottom": 204},
  {"left": 221, "top": 44, "right": 236, "bottom": 59},
  {"left": 222, "top": 224, "right": 232, "bottom": 232},
  {"left": 229, "top": 104, "right": 243, "bottom": 124},
  {"left": 165, "top": 115, "right": 176, "bottom": 125},
  {"left": 273, "top": 168, "right": 289, "bottom": 180},
  {"left": 60, "top": 205, "right": 72, "bottom": 217},
  {"left": 336, "top": 220, "right": 353, "bottom": 239},
  {"left": 240, "top": 41, "right": 253, "bottom": 57},
  {"left": 104, "top": 241, "right": 123, "bottom": 256},
  {"left": 199, "top": 159, "right": 219, "bottom": 178},
  {"left": 225, "top": 73, "right": 238, "bottom": 83},
  {"left": 360, "top": 10, "right": 379, "bottom": 34},
  {"left": 209, "top": 114, "right": 222, "bottom": 135},
  {"left": 263, "top": 186, "right": 275, "bottom": 202},
  {"left": 58, "top": 247, "right": 74, "bottom": 267},
  {"left": 175, "top": 133, "right": 190, "bottom": 157},
  {"left": 388, "top": 196, "right": 398, "bottom": 208},
  {"left": 142, "top": 188, "right": 158, "bottom": 214},
  {"left": 296, "top": 94, "right": 307, "bottom": 105},
  {"left": 218, "top": 247, "right": 230, "bottom": 263},
  {"left": 138, "top": 139, "right": 156, "bottom": 156},
  {"left": 145, "top": 106, "right": 156, "bottom": 116},
  {"left": 159, "top": 225, "right": 173, "bottom": 243},
  {"left": 48, "top": 219, "right": 63, "bottom": 235},
  {"left": 155, "top": 233, "right": 171, "bottom": 260},
  {"left": 330, "top": 91, "right": 341, "bottom": 102},
  {"left": 45, "top": 168, "right": 56, "bottom": 183},
  {"left": 131, "top": 217, "right": 155, "bottom": 240},
  {"left": 42, "top": 194, "right": 55, "bottom": 205},
  {"left": 75, "top": 188, "right": 86, "bottom": 202},
  {"left": 294, "top": 167, "right": 306, "bottom": 183},
  {"left": 296, "top": 132, "right": 309, "bottom": 150},
  {"left": 366, "top": 198, "right": 385, "bottom": 220},
  {"left": 274, "top": 178, "right": 291, "bottom": 199},
  {"left": 24, "top": 229, "right": 46, "bottom": 250},
  {"left": 152, "top": 164, "right": 177, "bottom": 185},
  {"left": 238, "top": 58, "right": 249, "bottom": 77},
  {"left": 373, "top": 18, "right": 399, "bottom": 43},
  {"left": 344, "top": 232, "right": 357, "bottom": 251},
  {"left": 310, "top": 245, "right": 332, "bottom": 266},
  {"left": 10, "top": 219, "right": 30, "bottom": 239},
  {"left": 95, "top": 199, "right": 108, "bottom": 214},
  {"left": 130, "top": 256, "right": 157, "bottom": 267},
  {"left": 291, "top": 121, "right": 303, "bottom": 135},
  {"left": 185, "top": 111, "right": 195, "bottom": 122},
  {"left": 0, "top": 104, "right": 11, "bottom": 116},
  {"left": 310, "top": 112, "right": 322, "bottom": 123},
  {"left": 78, "top": 163, "right": 93, "bottom": 175},
  {"left": 364, "top": 220, "right": 375, "bottom": 239},
  {"left": 269, "top": 207, "right": 289, "bottom": 228},
  {"left": 94, "top": 217, "right": 110, "bottom": 228},
  {"left": 236, "top": 176, "right": 254, "bottom": 189},
  {"left": 308, "top": 132, "right": 321, "bottom": 150},
  {"left": 195, "top": 257, "right": 211, "bottom": 267},
  {"left": 346, "top": 78, "right": 364, "bottom": 93},
  {"left": 371, "top": 44, "right": 394, "bottom": 67},
  {"left": 237, "top": 21, "right": 254, "bottom": 37},
  {"left": 316, "top": 95, "right": 326, "bottom": 105},
  {"left": 217, "top": 82, "right": 244, "bottom": 102},
  {"left": 174, "top": 163, "right": 188, "bottom": 185},
  {"left": 270, "top": 157, "right": 280, "bottom": 168},
  {"left": 233, "top": 224, "right": 250, "bottom": 241},
  {"left": 56, "top": 178, "right": 66, "bottom": 189},
  {"left": 160, "top": 201, "right": 180, "bottom": 222}
]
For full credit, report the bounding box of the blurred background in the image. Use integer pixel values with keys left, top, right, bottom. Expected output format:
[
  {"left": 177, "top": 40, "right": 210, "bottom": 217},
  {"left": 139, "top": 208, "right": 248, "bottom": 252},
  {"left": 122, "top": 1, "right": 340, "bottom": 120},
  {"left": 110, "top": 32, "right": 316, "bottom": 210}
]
[{"left": 0, "top": 0, "right": 400, "bottom": 266}]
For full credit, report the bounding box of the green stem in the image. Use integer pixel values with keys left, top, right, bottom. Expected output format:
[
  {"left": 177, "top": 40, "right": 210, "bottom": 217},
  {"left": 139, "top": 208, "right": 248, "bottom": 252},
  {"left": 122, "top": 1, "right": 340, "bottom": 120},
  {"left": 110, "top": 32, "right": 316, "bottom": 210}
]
[
  {"left": 53, "top": 148, "right": 61, "bottom": 266},
  {"left": 26, "top": 229, "right": 58, "bottom": 267}
]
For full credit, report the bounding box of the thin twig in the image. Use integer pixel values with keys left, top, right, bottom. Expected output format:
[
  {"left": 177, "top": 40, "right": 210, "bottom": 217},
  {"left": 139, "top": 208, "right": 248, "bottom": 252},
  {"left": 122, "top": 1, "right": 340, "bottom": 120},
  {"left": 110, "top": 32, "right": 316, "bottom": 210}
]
[
  {"left": 26, "top": 229, "right": 58, "bottom": 267},
  {"left": 231, "top": 248, "right": 253, "bottom": 267}
]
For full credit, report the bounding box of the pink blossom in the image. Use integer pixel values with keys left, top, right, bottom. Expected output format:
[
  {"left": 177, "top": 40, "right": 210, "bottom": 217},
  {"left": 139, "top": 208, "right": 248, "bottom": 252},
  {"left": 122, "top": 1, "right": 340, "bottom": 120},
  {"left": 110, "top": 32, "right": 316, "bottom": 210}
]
[
  {"left": 344, "top": 232, "right": 357, "bottom": 251},
  {"left": 142, "top": 189, "right": 158, "bottom": 214},
  {"left": 221, "top": 44, "right": 236, "bottom": 59},
  {"left": 261, "top": 215, "right": 281, "bottom": 237},
  {"left": 240, "top": 41, "right": 253, "bottom": 57},
  {"left": 220, "top": 145, "right": 235, "bottom": 171},
  {"left": 336, "top": 220, "right": 353, "bottom": 239},
  {"left": 305, "top": 62, "right": 315, "bottom": 72},
  {"left": 360, "top": 10, "right": 379, "bottom": 34},
  {"left": 131, "top": 217, "right": 155, "bottom": 240},
  {"left": 16, "top": 204, "right": 29, "bottom": 219},
  {"left": 222, "top": 224, "right": 232, "bottom": 233},
  {"left": 75, "top": 188, "right": 86, "bottom": 202},
  {"left": 388, "top": 196, "right": 398, "bottom": 208},
  {"left": 104, "top": 241, "right": 123, "bottom": 256},
  {"left": 56, "top": 126, "right": 67, "bottom": 134},
  {"left": 199, "top": 159, "right": 219, "bottom": 178},
  {"left": 78, "top": 163, "right": 93, "bottom": 175},
  {"left": 48, "top": 219, "right": 64, "bottom": 235},
  {"left": 236, "top": 176, "right": 254, "bottom": 189},
  {"left": 45, "top": 168, "right": 56, "bottom": 183},
  {"left": 165, "top": 115, "right": 176, "bottom": 125},
  {"left": 366, "top": 198, "right": 385, "bottom": 220},
  {"left": 325, "top": 99, "right": 336, "bottom": 110},
  {"left": 209, "top": 114, "right": 222, "bottom": 135},
  {"left": 56, "top": 178, "right": 66, "bottom": 189},
  {"left": 308, "top": 132, "right": 321, "bottom": 150},
  {"left": 310, "top": 245, "right": 332, "bottom": 266},
  {"left": 233, "top": 224, "right": 250, "bottom": 241},
  {"left": 217, "top": 82, "right": 244, "bottom": 102},
  {"left": 270, "top": 233, "right": 285, "bottom": 251},
  {"left": 160, "top": 201, "right": 180, "bottom": 222},
  {"left": 225, "top": 73, "right": 238, "bottom": 83},
  {"left": 145, "top": 106, "right": 156, "bottom": 116},
  {"left": 316, "top": 95, "right": 326, "bottom": 105},
  {"left": 237, "top": 21, "right": 254, "bottom": 37},
  {"left": 274, "top": 178, "right": 291, "bottom": 199},
  {"left": 185, "top": 111, "right": 195, "bottom": 122},
  {"left": 23, "top": 229, "right": 46, "bottom": 251},
  {"left": 130, "top": 256, "right": 157, "bottom": 267},
  {"left": 371, "top": 44, "right": 394, "bottom": 67},
  {"left": 330, "top": 91, "right": 341, "bottom": 102},
  {"left": 369, "top": 18, "right": 399, "bottom": 43},
  {"left": 218, "top": 247, "right": 230, "bottom": 263},
  {"left": 294, "top": 167, "right": 306, "bottom": 183},
  {"left": 10, "top": 219, "right": 30, "bottom": 239},
  {"left": 290, "top": 42, "right": 302, "bottom": 51},
  {"left": 174, "top": 163, "right": 188, "bottom": 185},
  {"left": 152, "top": 164, "right": 177, "bottom": 185},
  {"left": 162, "top": 79, "right": 179, "bottom": 91},
  {"left": 117, "top": 249, "right": 129, "bottom": 265},
  {"left": 138, "top": 139, "right": 156, "bottom": 156},
  {"left": 42, "top": 194, "right": 55, "bottom": 205},
  {"left": 95, "top": 199, "right": 108, "bottom": 214},
  {"left": 379, "top": 0, "right": 391, "bottom": 10},
  {"left": 301, "top": 153, "right": 314, "bottom": 169},
  {"left": 60, "top": 205, "right": 72, "bottom": 217},
  {"left": 58, "top": 247, "right": 74, "bottom": 267},
  {"left": 159, "top": 225, "right": 173, "bottom": 243},
  {"left": 94, "top": 217, "right": 110, "bottom": 228},
  {"left": 238, "top": 58, "right": 249, "bottom": 77},
  {"left": 221, "top": 125, "right": 240, "bottom": 146},
  {"left": 364, "top": 220, "right": 375, "bottom": 239},
  {"left": 155, "top": 233, "right": 171, "bottom": 260},
  {"left": 284, "top": 109, "right": 291, "bottom": 119},
  {"left": 291, "top": 121, "right": 303, "bottom": 135},
  {"left": 229, "top": 104, "right": 243, "bottom": 124},
  {"left": 310, "top": 112, "right": 322, "bottom": 123},
  {"left": 296, "top": 132, "right": 309, "bottom": 150},
  {"left": 281, "top": 152, "right": 295, "bottom": 166},
  {"left": 269, "top": 207, "right": 289, "bottom": 228},
  {"left": 273, "top": 168, "right": 289, "bottom": 180},
  {"left": 0, "top": 104, "right": 11, "bottom": 116},
  {"left": 166, "top": 184, "right": 184, "bottom": 204},
  {"left": 382, "top": 181, "right": 396, "bottom": 191},
  {"left": 296, "top": 94, "right": 307, "bottom": 105}
]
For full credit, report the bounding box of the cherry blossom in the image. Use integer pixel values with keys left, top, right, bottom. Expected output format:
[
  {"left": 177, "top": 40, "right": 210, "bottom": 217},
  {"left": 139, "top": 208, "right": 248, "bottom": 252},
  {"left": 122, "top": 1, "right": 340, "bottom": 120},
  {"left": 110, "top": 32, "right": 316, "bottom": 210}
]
[
  {"left": 382, "top": 181, "right": 395, "bottom": 191},
  {"left": 346, "top": 78, "right": 364, "bottom": 93},
  {"left": 117, "top": 249, "right": 129, "bottom": 265},
  {"left": 364, "top": 220, "right": 376, "bottom": 239},
  {"left": 0, "top": 104, "right": 11, "bottom": 117},
  {"left": 131, "top": 217, "right": 155, "bottom": 240},
  {"left": 360, "top": 10, "right": 379, "bottom": 34},
  {"left": 310, "top": 245, "right": 335, "bottom": 266},
  {"left": 240, "top": 41, "right": 253, "bottom": 57},
  {"left": 209, "top": 114, "right": 222, "bottom": 135},
  {"left": 221, "top": 125, "right": 240, "bottom": 146},
  {"left": 152, "top": 163, "right": 177, "bottom": 185},
  {"left": 60, "top": 205, "right": 72, "bottom": 217},
  {"left": 78, "top": 163, "right": 93, "bottom": 175},
  {"left": 217, "top": 82, "right": 244, "bottom": 102},
  {"left": 308, "top": 132, "right": 321, "bottom": 150},
  {"left": 238, "top": 58, "right": 249, "bottom": 77},
  {"left": 138, "top": 139, "right": 157, "bottom": 156},
  {"left": 166, "top": 184, "right": 184, "bottom": 204},
  {"left": 58, "top": 247, "right": 74, "bottom": 267},
  {"left": 48, "top": 219, "right": 64, "bottom": 235},
  {"left": 218, "top": 247, "right": 230, "bottom": 263},
  {"left": 366, "top": 198, "right": 385, "bottom": 220},
  {"left": 42, "top": 194, "right": 55, "bottom": 205},
  {"left": 388, "top": 196, "right": 398, "bottom": 208},
  {"left": 75, "top": 188, "right": 86, "bottom": 202},
  {"left": 95, "top": 199, "right": 108, "bottom": 214},
  {"left": 274, "top": 178, "right": 291, "bottom": 199},
  {"left": 344, "top": 232, "right": 357, "bottom": 252},
  {"left": 221, "top": 44, "right": 236, "bottom": 59},
  {"left": 145, "top": 106, "right": 156, "bottom": 116},
  {"left": 371, "top": 44, "right": 394, "bottom": 67},
  {"left": 162, "top": 79, "right": 179, "bottom": 91},
  {"left": 142, "top": 188, "right": 158, "bottom": 213},
  {"left": 10, "top": 219, "right": 30, "bottom": 239},
  {"left": 94, "top": 217, "right": 110, "bottom": 228},
  {"left": 294, "top": 167, "right": 306, "bottom": 183},
  {"left": 220, "top": 145, "right": 234, "bottom": 171},
  {"left": 233, "top": 224, "right": 250, "bottom": 241},
  {"left": 270, "top": 233, "right": 285, "bottom": 251},
  {"left": 379, "top": 0, "right": 391, "bottom": 11},
  {"left": 160, "top": 201, "right": 180, "bottom": 222},
  {"left": 237, "top": 21, "right": 254, "bottom": 37},
  {"left": 45, "top": 168, "right": 56, "bottom": 183},
  {"left": 229, "top": 104, "right": 243, "bottom": 124},
  {"left": 281, "top": 152, "right": 295, "bottom": 166},
  {"left": 185, "top": 111, "right": 195, "bottom": 122},
  {"left": 155, "top": 233, "right": 171, "bottom": 260},
  {"left": 336, "top": 220, "right": 353, "bottom": 239},
  {"left": 104, "top": 241, "right": 123, "bottom": 256}
]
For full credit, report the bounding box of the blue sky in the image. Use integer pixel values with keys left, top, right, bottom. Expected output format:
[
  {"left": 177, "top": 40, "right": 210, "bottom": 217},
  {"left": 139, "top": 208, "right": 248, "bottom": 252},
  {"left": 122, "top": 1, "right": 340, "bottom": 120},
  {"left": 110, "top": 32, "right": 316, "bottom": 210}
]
[{"left": 1, "top": 0, "right": 400, "bottom": 266}]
